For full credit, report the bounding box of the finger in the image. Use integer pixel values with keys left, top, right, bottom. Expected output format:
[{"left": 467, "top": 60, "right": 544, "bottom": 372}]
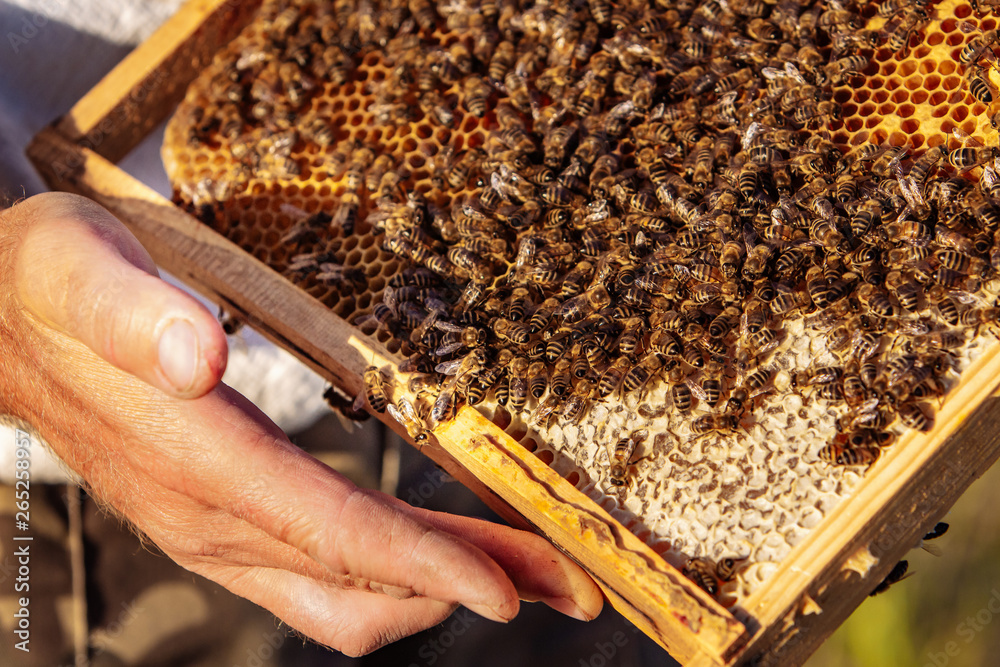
[
  {"left": 11, "top": 192, "right": 227, "bottom": 398},
  {"left": 380, "top": 493, "right": 604, "bottom": 621},
  {"left": 179, "top": 384, "right": 521, "bottom": 623},
  {"left": 202, "top": 563, "right": 458, "bottom": 657}
]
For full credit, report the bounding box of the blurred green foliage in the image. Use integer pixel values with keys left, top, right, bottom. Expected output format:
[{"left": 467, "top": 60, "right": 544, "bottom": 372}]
[{"left": 811, "top": 461, "right": 1000, "bottom": 667}]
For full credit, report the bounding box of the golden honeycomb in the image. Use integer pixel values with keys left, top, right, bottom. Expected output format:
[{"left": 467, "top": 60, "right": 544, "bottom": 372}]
[
  {"left": 832, "top": 0, "right": 999, "bottom": 149},
  {"left": 165, "top": 0, "right": 1000, "bottom": 610}
]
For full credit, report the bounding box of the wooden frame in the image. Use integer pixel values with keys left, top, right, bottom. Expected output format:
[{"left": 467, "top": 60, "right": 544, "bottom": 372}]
[{"left": 25, "top": 1, "right": 1000, "bottom": 663}]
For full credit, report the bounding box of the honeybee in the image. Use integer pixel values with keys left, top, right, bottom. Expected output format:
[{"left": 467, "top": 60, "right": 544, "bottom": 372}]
[
  {"left": 691, "top": 413, "right": 740, "bottom": 436},
  {"left": 819, "top": 441, "right": 880, "bottom": 466},
  {"left": 683, "top": 555, "right": 743, "bottom": 596},
  {"left": 435, "top": 348, "right": 488, "bottom": 393},
  {"left": 870, "top": 560, "right": 912, "bottom": 596},
  {"left": 607, "top": 429, "right": 648, "bottom": 488},
  {"left": 726, "top": 366, "right": 773, "bottom": 415},
  {"left": 387, "top": 396, "right": 429, "bottom": 442},
  {"left": 959, "top": 25, "right": 1000, "bottom": 66},
  {"left": 561, "top": 379, "right": 594, "bottom": 423},
  {"left": 526, "top": 360, "right": 549, "bottom": 399},
  {"left": 884, "top": 8, "right": 929, "bottom": 54}
]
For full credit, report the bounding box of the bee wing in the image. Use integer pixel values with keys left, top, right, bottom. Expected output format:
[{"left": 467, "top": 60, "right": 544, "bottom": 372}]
[
  {"left": 386, "top": 401, "right": 406, "bottom": 427},
  {"left": 424, "top": 296, "right": 451, "bottom": 314},
  {"left": 434, "top": 320, "right": 465, "bottom": 333},
  {"left": 983, "top": 165, "right": 1000, "bottom": 191},
  {"left": 352, "top": 390, "right": 367, "bottom": 414},
  {"left": 396, "top": 397, "right": 420, "bottom": 422},
  {"left": 949, "top": 289, "right": 981, "bottom": 305},
  {"left": 856, "top": 396, "right": 882, "bottom": 415},
  {"left": 435, "top": 358, "right": 465, "bottom": 375},
  {"left": 434, "top": 341, "right": 465, "bottom": 357},
  {"left": 784, "top": 62, "right": 807, "bottom": 84},
  {"left": 952, "top": 126, "right": 983, "bottom": 147},
  {"left": 279, "top": 202, "right": 310, "bottom": 219},
  {"left": 687, "top": 376, "right": 709, "bottom": 402},
  {"left": 672, "top": 263, "right": 692, "bottom": 280},
  {"left": 896, "top": 173, "right": 926, "bottom": 211},
  {"left": 608, "top": 99, "right": 636, "bottom": 120},
  {"left": 919, "top": 541, "right": 943, "bottom": 557},
  {"left": 742, "top": 121, "right": 766, "bottom": 150},
  {"left": 742, "top": 221, "right": 759, "bottom": 250}
]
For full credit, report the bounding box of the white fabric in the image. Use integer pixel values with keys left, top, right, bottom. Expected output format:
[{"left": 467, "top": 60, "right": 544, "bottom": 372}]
[{"left": 0, "top": 0, "right": 331, "bottom": 483}]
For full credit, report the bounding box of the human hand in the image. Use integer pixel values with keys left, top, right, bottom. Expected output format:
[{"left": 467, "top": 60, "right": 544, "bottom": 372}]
[{"left": 0, "top": 192, "right": 603, "bottom": 656}]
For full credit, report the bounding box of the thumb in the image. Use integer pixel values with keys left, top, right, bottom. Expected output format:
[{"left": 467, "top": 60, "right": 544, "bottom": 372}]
[{"left": 11, "top": 192, "right": 227, "bottom": 398}]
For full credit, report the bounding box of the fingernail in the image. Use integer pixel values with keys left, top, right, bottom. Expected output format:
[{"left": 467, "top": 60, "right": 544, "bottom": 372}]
[
  {"left": 465, "top": 601, "right": 516, "bottom": 623},
  {"left": 158, "top": 320, "right": 198, "bottom": 392},
  {"left": 539, "top": 596, "right": 595, "bottom": 621}
]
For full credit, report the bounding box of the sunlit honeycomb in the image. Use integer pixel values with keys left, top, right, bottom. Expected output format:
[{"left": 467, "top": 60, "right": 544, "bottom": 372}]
[{"left": 832, "top": 0, "right": 1000, "bottom": 150}]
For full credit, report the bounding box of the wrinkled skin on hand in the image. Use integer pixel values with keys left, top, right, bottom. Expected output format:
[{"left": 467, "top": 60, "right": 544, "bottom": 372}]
[{"left": 0, "top": 193, "right": 602, "bottom": 656}]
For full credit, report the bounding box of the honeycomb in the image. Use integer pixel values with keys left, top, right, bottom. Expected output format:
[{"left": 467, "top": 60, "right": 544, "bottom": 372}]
[
  {"left": 164, "top": 0, "right": 1000, "bottom": 611},
  {"left": 830, "top": 1, "right": 999, "bottom": 149}
]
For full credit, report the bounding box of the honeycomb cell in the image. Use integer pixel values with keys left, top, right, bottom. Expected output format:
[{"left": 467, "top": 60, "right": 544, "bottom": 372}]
[
  {"left": 888, "top": 131, "right": 908, "bottom": 145},
  {"left": 845, "top": 130, "right": 865, "bottom": 145}
]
